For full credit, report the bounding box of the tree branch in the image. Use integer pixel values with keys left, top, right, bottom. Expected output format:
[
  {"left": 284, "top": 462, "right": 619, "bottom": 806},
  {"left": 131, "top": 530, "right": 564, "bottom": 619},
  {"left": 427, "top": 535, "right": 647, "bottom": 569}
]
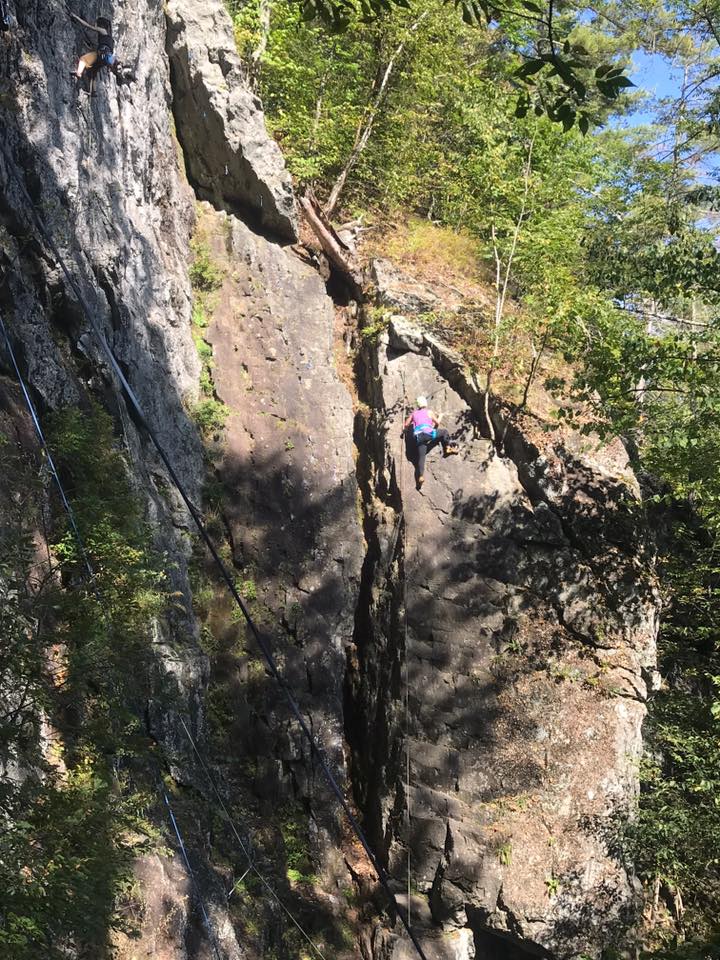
[{"left": 325, "top": 10, "right": 429, "bottom": 216}]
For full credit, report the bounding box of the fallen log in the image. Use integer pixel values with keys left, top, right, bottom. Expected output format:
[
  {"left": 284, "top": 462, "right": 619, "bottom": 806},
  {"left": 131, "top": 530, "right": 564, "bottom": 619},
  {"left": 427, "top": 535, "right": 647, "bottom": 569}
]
[{"left": 299, "top": 189, "right": 364, "bottom": 296}]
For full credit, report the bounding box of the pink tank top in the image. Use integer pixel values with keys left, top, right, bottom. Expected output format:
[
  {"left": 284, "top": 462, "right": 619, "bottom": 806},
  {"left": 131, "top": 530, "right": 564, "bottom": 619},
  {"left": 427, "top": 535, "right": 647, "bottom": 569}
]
[{"left": 411, "top": 408, "right": 433, "bottom": 433}]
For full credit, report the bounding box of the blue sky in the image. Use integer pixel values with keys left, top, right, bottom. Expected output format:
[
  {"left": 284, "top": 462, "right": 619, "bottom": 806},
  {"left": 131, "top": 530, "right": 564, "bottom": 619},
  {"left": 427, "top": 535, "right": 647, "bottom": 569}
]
[{"left": 622, "top": 49, "right": 684, "bottom": 127}]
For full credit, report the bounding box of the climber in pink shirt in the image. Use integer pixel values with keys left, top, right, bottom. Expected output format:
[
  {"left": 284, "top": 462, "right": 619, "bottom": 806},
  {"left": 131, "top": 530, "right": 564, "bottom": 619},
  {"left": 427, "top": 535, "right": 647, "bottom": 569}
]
[{"left": 403, "top": 395, "right": 458, "bottom": 488}]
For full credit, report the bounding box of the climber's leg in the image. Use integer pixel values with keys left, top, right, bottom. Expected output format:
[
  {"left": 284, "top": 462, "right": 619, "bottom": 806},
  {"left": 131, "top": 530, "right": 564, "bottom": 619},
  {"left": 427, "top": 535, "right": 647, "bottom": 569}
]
[
  {"left": 76, "top": 51, "right": 97, "bottom": 78},
  {"left": 437, "top": 427, "right": 459, "bottom": 456},
  {"left": 416, "top": 433, "right": 432, "bottom": 487}
]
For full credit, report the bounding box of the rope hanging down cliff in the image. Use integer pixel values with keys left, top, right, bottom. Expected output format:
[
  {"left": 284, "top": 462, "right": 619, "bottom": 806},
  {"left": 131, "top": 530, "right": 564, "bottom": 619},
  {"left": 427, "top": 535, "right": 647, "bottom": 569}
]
[
  {"left": 0, "top": 142, "right": 431, "bottom": 960},
  {"left": 0, "top": 279, "right": 329, "bottom": 960},
  {"left": 0, "top": 306, "right": 223, "bottom": 960}
]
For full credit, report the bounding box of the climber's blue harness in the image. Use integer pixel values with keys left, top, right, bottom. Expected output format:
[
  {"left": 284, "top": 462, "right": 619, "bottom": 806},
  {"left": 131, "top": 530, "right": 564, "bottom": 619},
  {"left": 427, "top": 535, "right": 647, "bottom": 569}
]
[{"left": 99, "top": 45, "right": 116, "bottom": 67}]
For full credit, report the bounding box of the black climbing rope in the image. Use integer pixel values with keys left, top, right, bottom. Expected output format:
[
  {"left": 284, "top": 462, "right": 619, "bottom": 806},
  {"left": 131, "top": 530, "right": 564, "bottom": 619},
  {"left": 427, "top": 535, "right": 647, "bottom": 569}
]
[
  {"left": 0, "top": 270, "right": 330, "bottom": 960},
  {"left": 179, "top": 717, "right": 329, "bottom": 960},
  {"left": 0, "top": 303, "right": 224, "bottom": 960},
  {"left": 163, "top": 792, "right": 224, "bottom": 960},
  {"left": 0, "top": 310, "right": 95, "bottom": 583},
  {"left": 0, "top": 141, "right": 431, "bottom": 960}
]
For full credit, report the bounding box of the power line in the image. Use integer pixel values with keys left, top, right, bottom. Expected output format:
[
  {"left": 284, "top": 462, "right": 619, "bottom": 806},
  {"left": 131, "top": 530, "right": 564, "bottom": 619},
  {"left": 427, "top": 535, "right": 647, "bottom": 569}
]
[{"left": 0, "top": 142, "right": 430, "bottom": 960}]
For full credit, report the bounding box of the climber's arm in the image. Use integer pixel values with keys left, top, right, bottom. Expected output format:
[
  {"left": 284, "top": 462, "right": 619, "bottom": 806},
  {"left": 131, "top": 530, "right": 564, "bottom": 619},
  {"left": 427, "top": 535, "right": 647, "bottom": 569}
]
[{"left": 69, "top": 12, "right": 109, "bottom": 35}]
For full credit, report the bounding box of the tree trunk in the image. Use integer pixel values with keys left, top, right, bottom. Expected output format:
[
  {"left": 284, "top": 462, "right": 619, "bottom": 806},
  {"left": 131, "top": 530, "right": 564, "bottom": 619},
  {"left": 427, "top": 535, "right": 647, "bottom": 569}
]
[
  {"left": 325, "top": 11, "right": 428, "bottom": 217},
  {"left": 484, "top": 135, "right": 536, "bottom": 449},
  {"left": 249, "top": 0, "right": 271, "bottom": 87},
  {"left": 300, "top": 190, "right": 363, "bottom": 294}
]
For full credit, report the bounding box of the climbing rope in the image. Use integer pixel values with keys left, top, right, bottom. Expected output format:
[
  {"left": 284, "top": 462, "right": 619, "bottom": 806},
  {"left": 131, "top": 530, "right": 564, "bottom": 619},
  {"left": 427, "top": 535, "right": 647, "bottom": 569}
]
[
  {"left": 0, "top": 310, "right": 94, "bottom": 584},
  {"left": 0, "top": 274, "right": 330, "bottom": 959},
  {"left": 179, "top": 717, "right": 329, "bottom": 960},
  {"left": 0, "top": 305, "right": 223, "bottom": 959},
  {"left": 0, "top": 142, "right": 430, "bottom": 960},
  {"left": 398, "top": 373, "right": 414, "bottom": 930},
  {"left": 164, "top": 792, "right": 225, "bottom": 960},
  {"left": 399, "top": 397, "right": 412, "bottom": 928}
]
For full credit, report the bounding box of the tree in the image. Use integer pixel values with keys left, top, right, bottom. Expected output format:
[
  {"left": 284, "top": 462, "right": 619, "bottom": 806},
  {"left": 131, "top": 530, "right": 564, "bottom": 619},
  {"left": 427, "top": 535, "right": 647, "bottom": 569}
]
[{"left": 292, "top": 0, "right": 635, "bottom": 125}]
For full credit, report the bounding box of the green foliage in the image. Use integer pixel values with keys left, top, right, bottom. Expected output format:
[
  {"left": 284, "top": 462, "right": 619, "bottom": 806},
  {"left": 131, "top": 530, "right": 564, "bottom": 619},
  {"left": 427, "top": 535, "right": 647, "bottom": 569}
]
[
  {"left": 536, "top": 128, "right": 720, "bottom": 953},
  {"left": 191, "top": 397, "right": 230, "bottom": 440},
  {"left": 360, "top": 305, "right": 391, "bottom": 341},
  {"left": 188, "top": 236, "right": 229, "bottom": 441},
  {"left": 280, "top": 806, "right": 318, "bottom": 885},
  {"left": 626, "top": 521, "right": 720, "bottom": 949},
  {"left": 285, "top": 0, "right": 633, "bottom": 124},
  {"left": 544, "top": 873, "right": 560, "bottom": 897},
  {"left": 189, "top": 240, "right": 224, "bottom": 293},
  {"left": 233, "top": 0, "right": 618, "bottom": 208},
  {"left": 0, "top": 765, "right": 156, "bottom": 960},
  {"left": 0, "top": 405, "right": 166, "bottom": 958},
  {"left": 47, "top": 406, "right": 169, "bottom": 750},
  {"left": 498, "top": 840, "right": 513, "bottom": 866}
]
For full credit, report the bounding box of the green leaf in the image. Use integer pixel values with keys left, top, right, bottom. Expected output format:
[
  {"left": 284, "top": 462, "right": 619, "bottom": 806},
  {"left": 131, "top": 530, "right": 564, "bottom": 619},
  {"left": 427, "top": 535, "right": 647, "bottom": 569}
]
[
  {"left": 607, "top": 75, "right": 636, "bottom": 89},
  {"left": 516, "top": 58, "right": 546, "bottom": 78},
  {"left": 552, "top": 57, "right": 575, "bottom": 85}
]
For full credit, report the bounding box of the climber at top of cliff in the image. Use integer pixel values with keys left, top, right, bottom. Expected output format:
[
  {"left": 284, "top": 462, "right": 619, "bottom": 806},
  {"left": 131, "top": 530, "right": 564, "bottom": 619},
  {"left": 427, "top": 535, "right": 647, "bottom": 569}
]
[
  {"left": 403, "top": 395, "right": 459, "bottom": 489},
  {"left": 0, "top": 0, "right": 10, "bottom": 32},
  {"left": 71, "top": 13, "right": 136, "bottom": 93}
]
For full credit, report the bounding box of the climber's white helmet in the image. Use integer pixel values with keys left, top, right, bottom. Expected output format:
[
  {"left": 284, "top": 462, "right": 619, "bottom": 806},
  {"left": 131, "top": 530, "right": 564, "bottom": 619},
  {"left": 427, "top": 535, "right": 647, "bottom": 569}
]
[{"left": 416, "top": 395, "right": 428, "bottom": 408}]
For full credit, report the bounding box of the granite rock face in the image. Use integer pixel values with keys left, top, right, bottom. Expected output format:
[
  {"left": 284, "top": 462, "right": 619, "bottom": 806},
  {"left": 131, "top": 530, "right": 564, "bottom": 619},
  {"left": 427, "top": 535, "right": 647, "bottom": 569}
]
[
  {"left": 166, "top": 0, "right": 298, "bottom": 241},
  {"left": 349, "top": 315, "right": 658, "bottom": 960},
  {"left": 0, "top": 2, "right": 659, "bottom": 956},
  {"left": 0, "top": 3, "right": 301, "bottom": 955},
  {"left": 202, "top": 204, "right": 363, "bottom": 872},
  {"left": 0, "top": 0, "right": 203, "bottom": 496}
]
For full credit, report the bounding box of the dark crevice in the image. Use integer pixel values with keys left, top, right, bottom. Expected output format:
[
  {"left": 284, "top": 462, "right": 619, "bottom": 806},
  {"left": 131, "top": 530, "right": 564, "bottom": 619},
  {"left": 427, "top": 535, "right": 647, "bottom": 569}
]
[
  {"left": 164, "top": 22, "right": 295, "bottom": 247},
  {"left": 325, "top": 265, "right": 355, "bottom": 306},
  {"left": 344, "top": 346, "right": 407, "bottom": 866},
  {"left": 471, "top": 925, "right": 552, "bottom": 960}
]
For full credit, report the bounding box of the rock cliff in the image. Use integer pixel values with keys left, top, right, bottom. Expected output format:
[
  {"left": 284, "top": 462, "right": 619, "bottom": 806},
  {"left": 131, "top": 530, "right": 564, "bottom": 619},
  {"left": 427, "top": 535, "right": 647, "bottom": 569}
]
[
  {"left": 348, "top": 312, "right": 658, "bottom": 959},
  {"left": 0, "top": 2, "right": 657, "bottom": 959}
]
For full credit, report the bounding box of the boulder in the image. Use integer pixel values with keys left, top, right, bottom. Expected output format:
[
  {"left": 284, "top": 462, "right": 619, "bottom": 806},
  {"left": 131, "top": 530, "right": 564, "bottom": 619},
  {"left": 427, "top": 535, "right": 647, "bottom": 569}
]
[{"left": 166, "top": 0, "right": 298, "bottom": 241}]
